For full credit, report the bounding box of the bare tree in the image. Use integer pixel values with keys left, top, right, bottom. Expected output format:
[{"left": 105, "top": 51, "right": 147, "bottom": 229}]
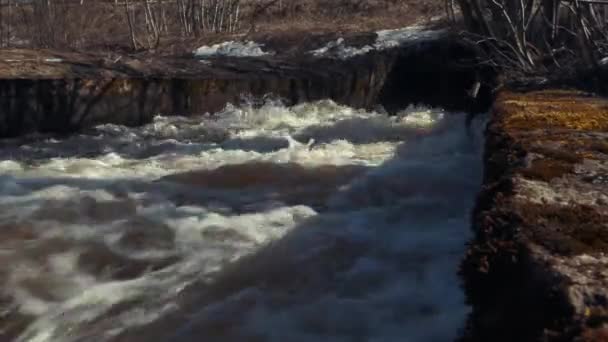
[
  {"left": 451, "top": 0, "right": 608, "bottom": 72},
  {"left": 0, "top": 0, "right": 279, "bottom": 51},
  {"left": 124, "top": 0, "right": 139, "bottom": 50}
]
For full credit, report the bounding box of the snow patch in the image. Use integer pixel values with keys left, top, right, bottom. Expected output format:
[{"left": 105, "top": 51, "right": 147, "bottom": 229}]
[
  {"left": 375, "top": 26, "right": 443, "bottom": 49},
  {"left": 309, "top": 38, "right": 374, "bottom": 59},
  {"left": 310, "top": 26, "right": 444, "bottom": 59},
  {"left": 194, "top": 40, "right": 272, "bottom": 58}
]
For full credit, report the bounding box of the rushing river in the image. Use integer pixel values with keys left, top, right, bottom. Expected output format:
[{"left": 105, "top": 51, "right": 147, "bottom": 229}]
[{"left": 0, "top": 99, "right": 484, "bottom": 342}]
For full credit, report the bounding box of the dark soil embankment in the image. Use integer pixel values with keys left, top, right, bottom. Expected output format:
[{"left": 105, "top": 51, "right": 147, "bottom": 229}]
[{"left": 461, "top": 90, "right": 608, "bottom": 341}]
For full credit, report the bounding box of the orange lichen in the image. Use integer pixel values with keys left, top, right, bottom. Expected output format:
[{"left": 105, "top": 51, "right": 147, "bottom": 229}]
[
  {"left": 494, "top": 90, "right": 608, "bottom": 182},
  {"left": 496, "top": 90, "right": 608, "bottom": 132}
]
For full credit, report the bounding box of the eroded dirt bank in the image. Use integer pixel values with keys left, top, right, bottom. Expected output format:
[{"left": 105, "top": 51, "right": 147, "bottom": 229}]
[
  {"left": 462, "top": 90, "right": 608, "bottom": 341},
  {"left": 0, "top": 36, "right": 489, "bottom": 138}
]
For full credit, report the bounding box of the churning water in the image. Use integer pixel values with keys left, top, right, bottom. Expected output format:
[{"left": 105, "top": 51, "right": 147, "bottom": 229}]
[{"left": 0, "top": 99, "right": 485, "bottom": 342}]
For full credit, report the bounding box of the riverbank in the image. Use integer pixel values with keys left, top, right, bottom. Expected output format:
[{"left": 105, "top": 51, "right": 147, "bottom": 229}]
[{"left": 462, "top": 90, "right": 608, "bottom": 341}]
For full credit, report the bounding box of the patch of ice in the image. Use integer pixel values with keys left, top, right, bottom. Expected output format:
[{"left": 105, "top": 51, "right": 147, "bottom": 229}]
[{"left": 193, "top": 40, "right": 272, "bottom": 58}]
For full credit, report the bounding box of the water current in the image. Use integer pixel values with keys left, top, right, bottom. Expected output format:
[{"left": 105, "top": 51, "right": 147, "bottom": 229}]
[{"left": 0, "top": 99, "right": 485, "bottom": 342}]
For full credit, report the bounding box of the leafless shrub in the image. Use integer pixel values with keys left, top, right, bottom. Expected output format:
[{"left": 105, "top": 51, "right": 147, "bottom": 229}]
[
  {"left": 0, "top": 0, "right": 243, "bottom": 50},
  {"left": 0, "top": 0, "right": 443, "bottom": 52},
  {"left": 449, "top": 0, "right": 608, "bottom": 73},
  {"left": 174, "top": 0, "right": 242, "bottom": 35}
]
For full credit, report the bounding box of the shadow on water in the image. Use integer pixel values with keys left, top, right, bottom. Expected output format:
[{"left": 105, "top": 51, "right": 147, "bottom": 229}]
[
  {"left": 3, "top": 108, "right": 486, "bottom": 342},
  {"left": 107, "top": 115, "right": 486, "bottom": 342}
]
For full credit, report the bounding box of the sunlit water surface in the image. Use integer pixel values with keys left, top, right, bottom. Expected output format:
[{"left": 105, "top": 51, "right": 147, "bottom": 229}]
[{"left": 0, "top": 100, "right": 485, "bottom": 342}]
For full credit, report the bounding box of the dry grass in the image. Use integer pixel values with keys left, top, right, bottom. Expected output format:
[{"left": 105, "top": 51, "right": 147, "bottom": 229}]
[
  {"left": 0, "top": 0, "right": 445, "bottom": 54},
  {"left": 178, "top": 0, "right": 446, "bottom": 56},
  {"left": 254, "top": 0, "right": 444, "bottom": 32}
]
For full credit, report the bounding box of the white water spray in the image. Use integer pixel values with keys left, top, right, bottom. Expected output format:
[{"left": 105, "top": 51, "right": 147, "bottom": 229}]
[{"left": 0, "top": 99, "right": 485, "bottom": 342}]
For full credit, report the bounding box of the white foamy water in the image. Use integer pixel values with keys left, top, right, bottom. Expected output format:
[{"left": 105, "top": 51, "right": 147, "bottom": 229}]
[{"left": 0, "top": 99, "right": 485, "bottom": 342}]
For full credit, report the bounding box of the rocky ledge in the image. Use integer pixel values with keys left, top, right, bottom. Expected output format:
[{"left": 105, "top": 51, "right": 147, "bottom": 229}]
[
  {"left": 462, "top": 90, "right": 608, "bottom": 341},
  {"left": 0, "top": 31, "right": 493, "bottom": 138}
]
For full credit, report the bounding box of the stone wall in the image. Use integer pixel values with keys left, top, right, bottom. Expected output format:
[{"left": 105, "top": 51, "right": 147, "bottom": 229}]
[{"left": 0, "top": 38, "right": 490, "bottom": 138}]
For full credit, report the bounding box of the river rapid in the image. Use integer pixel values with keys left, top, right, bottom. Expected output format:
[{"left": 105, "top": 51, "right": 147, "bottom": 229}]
[{"left": 0, "top": 99, "right": 484, "bottom": 342}]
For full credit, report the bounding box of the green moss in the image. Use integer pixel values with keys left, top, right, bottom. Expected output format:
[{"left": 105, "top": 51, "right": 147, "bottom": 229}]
[{"left": 494, "top": 90, "right": 608, "bottom": 181}]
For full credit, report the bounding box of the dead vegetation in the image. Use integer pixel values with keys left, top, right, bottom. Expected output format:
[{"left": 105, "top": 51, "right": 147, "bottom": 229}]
[
  {"left": 518, "top": 202, "right": 608, "bottom": 255},
  {"left": 0, "top": 0, "right": 444, "bottom": 53},
  {"left": 449, "top": 0, "right": 608, "bottom": 74},
  {"left": 520, "top": 158, "right": 575, "bottom": 182},
  {"left": 495, "top": 90, "right": 608, "bottom": 132},
  {"left": 492, "top": 90, "right": 608, "bottom": 254}
]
